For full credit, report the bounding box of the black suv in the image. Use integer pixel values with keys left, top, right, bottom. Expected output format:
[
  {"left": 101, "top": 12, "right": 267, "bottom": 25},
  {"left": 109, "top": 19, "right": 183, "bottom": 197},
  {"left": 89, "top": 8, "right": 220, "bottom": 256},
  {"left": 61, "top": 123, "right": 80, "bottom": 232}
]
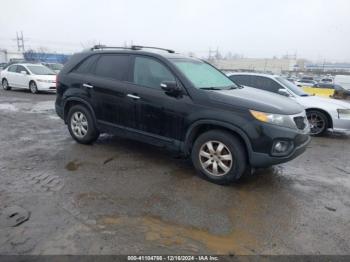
[{"left": 55, "top": 45, "right": 310, "bottom": 184}]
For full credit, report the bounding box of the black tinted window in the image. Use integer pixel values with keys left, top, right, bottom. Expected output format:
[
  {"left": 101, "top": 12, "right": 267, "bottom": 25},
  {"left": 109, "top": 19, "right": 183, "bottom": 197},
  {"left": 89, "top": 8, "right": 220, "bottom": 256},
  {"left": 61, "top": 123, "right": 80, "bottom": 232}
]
[
  {"left": 94, "top": 55, "right": 130, "bottom": 81},
  {"left": 8, "top": 65, "right": 17, "bottom": 72},
  {"left": 229, "top": 75, "right": 251, "bottom": 86},
  {"left": 74, "top": 55, "right": 99, "bottom": 74},
  {"left": 133, "top": 56, "right": 175, "bottom": 89},
  {"left": 251, "top": 76, "right": 282, "bottom": 93}
]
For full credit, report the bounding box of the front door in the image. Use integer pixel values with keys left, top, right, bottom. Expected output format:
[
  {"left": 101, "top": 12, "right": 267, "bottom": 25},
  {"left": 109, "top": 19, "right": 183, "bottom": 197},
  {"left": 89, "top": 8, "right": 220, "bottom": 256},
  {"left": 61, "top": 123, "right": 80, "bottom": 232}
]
[
  {"left": 130, "top": 55, "right": 191, "bottom": 143},
  {"left": 15, "top": 65, "right": 30, "bottom": 88}
]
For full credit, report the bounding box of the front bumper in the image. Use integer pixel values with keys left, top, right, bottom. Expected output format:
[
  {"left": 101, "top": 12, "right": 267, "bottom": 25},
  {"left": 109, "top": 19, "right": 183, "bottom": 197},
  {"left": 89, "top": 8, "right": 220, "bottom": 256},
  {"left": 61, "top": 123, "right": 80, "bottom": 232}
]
[
  {"left": 250, "top": 135, "right": 311, "bottom": 168},
  {"left": 247, "top": 122, "right": 311, "bottom": 168},
  {"left": 37, "top": 81, "right": 56, "bottom": 91}
]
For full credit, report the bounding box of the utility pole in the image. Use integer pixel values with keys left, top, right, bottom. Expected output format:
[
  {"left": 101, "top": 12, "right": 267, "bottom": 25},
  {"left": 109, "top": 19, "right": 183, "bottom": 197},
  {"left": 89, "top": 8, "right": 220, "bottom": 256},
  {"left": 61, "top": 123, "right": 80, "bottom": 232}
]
[{"left": 16, "top": 31, "right": 25, "bottom": 52}]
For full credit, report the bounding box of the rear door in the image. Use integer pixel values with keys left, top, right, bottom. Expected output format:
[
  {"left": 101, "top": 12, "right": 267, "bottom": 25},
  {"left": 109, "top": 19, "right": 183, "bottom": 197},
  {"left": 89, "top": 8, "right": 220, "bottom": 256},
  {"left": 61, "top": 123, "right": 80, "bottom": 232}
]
[
  {"left": 6, "top": 65, "right": 18, "bottom": 86},
  {"left": 87, "top": 54, "right": 136, "bottom": 128}
]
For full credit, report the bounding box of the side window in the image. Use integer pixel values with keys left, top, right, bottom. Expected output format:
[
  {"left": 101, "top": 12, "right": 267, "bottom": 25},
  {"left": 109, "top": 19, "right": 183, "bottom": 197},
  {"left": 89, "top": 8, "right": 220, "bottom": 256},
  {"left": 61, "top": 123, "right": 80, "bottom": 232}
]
[
  {"left": 94, "top": 55, "right": 130, "bottom": 81},
  {"left": 8, "top": 65, "right": 17, "bottom": 72},
  {"left": 133, "top": 56, "right": 175, "bottom": 89},
  {"left": 230, "top": 75, "right": 251, "bottom": 86},
  {"left": 73, "top": 55, "right": 99, "bottom": 74},
  {"left": 254, "top": 76, "right": 282, "bottom": 93},
  {"left": 16, "top": 65, "right": 29, "bottom": 74}
]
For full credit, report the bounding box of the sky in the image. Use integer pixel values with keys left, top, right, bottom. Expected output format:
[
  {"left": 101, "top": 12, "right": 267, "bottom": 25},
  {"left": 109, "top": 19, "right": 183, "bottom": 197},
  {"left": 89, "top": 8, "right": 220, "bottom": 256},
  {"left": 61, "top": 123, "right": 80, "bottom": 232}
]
[{"left": 0, "top": 0, "right": 349, "bottom": 62}]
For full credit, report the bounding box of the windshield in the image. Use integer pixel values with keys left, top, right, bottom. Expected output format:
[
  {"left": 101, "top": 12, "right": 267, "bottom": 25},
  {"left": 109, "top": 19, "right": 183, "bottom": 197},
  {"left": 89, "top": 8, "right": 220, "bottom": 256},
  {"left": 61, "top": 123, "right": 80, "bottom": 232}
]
[
  {"left": 27, "top": 65, "right": 56, "bottom": 75},
  {"left": 276, "top": 77, "right": 309, "bottom": 96},
  {"left": 170, "top": 58, "right": 238, "bottom": 89}
]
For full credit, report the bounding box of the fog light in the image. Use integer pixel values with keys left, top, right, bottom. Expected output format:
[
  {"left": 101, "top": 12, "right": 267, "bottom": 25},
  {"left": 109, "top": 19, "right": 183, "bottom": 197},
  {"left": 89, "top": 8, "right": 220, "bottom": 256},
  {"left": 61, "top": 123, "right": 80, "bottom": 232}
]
[{"left": 272, "top": 140, "right": 292, "bottom": 156}]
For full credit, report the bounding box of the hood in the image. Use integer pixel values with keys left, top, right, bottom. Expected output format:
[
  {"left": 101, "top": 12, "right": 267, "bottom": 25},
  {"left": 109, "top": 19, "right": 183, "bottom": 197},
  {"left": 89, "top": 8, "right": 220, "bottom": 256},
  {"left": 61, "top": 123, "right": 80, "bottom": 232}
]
[
  {"left": 296, "top": 95, "right": 350, "bottom": 109},
  {"left": 209, "top": 86, "right": 304, "bottom": 115}
]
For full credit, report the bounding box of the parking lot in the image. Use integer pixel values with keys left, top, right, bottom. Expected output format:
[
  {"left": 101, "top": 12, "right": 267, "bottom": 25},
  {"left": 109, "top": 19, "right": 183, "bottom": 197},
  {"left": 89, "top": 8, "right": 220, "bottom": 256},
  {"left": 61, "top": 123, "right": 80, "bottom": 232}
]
[{"left": 0, "top": 89, "right": 349, "bottom": 255}]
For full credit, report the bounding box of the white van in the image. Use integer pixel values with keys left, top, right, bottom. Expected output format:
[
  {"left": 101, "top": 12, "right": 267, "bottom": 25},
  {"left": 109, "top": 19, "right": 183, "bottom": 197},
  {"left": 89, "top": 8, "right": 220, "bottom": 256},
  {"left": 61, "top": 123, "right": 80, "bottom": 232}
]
[{"left": 334, "top": 75, "right": 350, "bottom": 90}]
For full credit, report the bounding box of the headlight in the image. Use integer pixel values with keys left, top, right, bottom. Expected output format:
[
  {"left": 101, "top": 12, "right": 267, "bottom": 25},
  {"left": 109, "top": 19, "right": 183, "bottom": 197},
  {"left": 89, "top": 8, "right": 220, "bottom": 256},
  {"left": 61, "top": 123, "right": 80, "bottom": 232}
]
[
  {"left": 250, "top": 110, "right": 297, "bottom": 129},
  {"left": 337, "top": 109, "right": 350, "bottom": 119}
]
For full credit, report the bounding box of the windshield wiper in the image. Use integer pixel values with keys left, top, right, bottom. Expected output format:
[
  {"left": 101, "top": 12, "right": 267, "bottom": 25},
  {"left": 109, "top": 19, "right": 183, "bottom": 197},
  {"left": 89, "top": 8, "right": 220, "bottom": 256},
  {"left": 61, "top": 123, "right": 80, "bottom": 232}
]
[
  {"left": 200, "top": 86, "right": 238, "bottom": 90},
  {"left": 200, "top": 87, "right": 223, "bottom": 90}
]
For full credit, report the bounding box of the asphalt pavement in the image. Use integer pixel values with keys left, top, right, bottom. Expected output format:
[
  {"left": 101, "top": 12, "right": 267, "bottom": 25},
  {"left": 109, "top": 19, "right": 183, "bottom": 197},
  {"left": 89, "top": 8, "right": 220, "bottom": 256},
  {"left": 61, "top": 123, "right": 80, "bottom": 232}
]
[{"left": 0, "top": 89, "right": 349, "bottom": 255}]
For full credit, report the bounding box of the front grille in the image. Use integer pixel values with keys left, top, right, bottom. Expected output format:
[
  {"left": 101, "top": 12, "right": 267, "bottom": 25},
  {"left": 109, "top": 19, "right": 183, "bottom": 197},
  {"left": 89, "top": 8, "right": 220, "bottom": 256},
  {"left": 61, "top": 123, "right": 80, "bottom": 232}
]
[{"left": 294, "top": 116, "right": 307, "bottom": 130}]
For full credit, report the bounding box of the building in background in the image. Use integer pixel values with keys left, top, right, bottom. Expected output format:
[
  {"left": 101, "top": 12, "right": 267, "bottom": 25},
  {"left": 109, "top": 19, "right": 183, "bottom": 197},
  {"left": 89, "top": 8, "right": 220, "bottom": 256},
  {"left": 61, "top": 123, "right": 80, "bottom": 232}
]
[
  {"left": 212, "top": 58, "right": 306, "bottom": 74},
  {"left": 0, "top": 49, "right": 24, "bottom": 63},
  {"left": 23, "top": 50, "right": 70, "bottom": 64},
  {"left": 0, "top": 49, "right": 71, "bottom": 64}
]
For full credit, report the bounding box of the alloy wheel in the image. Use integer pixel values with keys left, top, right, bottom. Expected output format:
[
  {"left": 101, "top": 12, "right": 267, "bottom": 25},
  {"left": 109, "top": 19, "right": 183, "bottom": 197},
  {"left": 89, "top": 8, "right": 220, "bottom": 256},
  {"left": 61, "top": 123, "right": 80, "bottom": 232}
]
[
  {"left": 199, "top": 140, "right": 233, "bottom": 177},
  {"left": 71, "top": 112, "right": 88, "bottom": 138},
  {"left": 307, "top": 112, "right": 326, "bottom": 135}
]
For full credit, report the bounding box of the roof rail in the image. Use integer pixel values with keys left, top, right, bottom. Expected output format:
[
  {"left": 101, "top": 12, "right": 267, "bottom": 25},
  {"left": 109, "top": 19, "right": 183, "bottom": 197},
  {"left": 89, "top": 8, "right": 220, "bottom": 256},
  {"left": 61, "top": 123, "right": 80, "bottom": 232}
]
[
  {"left": 131, "top": 45, "right": 175, "bottom": 53},
  {"left": 90, "top": 45, "right": 175, "bottom": 54},
  {"left": 90, "top": 45, "right": 134, "bottom": 51}
]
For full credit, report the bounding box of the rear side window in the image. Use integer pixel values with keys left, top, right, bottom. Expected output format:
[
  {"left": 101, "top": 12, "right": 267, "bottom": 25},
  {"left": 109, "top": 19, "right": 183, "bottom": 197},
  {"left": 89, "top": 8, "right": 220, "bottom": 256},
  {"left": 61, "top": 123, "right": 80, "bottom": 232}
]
[
  {"left": 94, "top": 55, "right": 130, "bottom": 81},
  {"left": 73, "top": 55, "right": 99, "bottom": 74},
  {"left": 133, "top": 56, "right": 175, "bottom": 89}
]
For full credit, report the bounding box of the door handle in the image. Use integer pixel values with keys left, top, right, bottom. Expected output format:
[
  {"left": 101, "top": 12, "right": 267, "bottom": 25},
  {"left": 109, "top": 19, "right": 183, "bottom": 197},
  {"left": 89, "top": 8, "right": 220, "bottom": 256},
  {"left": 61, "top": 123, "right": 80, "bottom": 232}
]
[
  {"left": 83, "top": 83, "right": 94, "bottom": 89},
  {"left": 127, "top": 94, "right": 140, "bottom": 100}
]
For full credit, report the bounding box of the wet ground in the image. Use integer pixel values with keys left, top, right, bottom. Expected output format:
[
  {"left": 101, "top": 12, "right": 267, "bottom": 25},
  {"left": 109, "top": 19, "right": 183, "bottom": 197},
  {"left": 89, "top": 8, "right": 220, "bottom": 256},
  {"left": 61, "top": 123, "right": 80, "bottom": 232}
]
[{"left": 0, "top": 89, "right": 349, "bottom": 255}]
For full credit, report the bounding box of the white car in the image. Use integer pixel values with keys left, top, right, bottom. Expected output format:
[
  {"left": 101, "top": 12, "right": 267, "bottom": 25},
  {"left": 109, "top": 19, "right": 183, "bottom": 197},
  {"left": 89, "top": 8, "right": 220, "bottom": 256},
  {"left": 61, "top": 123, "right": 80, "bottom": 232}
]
[
  {"left": 295, "top": 79, "right": 317, "bottom": 87},
  {"left": 228, "top": 72, "right": 350, "bottom": 136},
  {"left": 1, "top": 63, "right": 56, "bottom": 94}
]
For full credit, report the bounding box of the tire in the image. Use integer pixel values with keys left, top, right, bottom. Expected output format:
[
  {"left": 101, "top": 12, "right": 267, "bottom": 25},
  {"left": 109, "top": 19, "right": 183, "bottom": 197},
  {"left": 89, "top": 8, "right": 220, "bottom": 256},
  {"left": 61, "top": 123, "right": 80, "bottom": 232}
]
[
  {"left": 306, "top": 110, "right": 328, "bottom": 136},
  {"left": 2, "top": 78, "right": 11, "bottom": 90},
  {"left": 29, "top": 81, "right": 38, "bottom": 94},
  {"left": 191, "top": 130, "right": 247, "bottom": 185},
  {"left": 67, "top": 105, "right": 100, "bottom": 144}
]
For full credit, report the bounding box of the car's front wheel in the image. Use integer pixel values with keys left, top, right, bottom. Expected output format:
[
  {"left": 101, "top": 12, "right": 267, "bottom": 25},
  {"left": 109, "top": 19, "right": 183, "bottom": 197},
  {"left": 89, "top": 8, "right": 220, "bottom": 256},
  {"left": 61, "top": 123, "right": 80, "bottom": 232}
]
[
  {"left": 29, "top": 81, "right": 38, "bottom": 94},
  {"left": 307, "top": 110, "right": 328, "bottom": 136},
  {"left": 2, "top": 79, "right": 11, "bottom": 90},
  {"left": 191, "top": 130, "right": 247, "bottom": 185},
  {"left": 67, "top": 105, "right": 99, "bottom": 144}
]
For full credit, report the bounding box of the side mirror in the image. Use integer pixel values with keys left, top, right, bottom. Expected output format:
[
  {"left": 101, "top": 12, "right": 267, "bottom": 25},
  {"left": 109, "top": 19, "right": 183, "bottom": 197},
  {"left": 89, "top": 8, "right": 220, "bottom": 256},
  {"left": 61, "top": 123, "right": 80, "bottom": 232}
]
[
  {"left": 160, "top": 81, "right": 181, "bottom": 95},
  {"left": 20, "top": 71, "right": 27, "bottom": 75},
  {"left": 278, "top": 89, "right": 290, "bottom": 97}
]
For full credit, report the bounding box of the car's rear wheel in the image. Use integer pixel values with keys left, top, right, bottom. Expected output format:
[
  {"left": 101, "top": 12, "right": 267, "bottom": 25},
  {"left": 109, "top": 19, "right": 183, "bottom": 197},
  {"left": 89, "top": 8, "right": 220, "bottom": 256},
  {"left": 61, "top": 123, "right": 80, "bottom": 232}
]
[
  {"left": 67, "top": 105, "right": 99, "bottom": 144},
  {"left": 2, "top": 79, "right": 11, "bottom": 90},
  {"left": 307, "top": 110, "right": 328, "bottom": 136},
  {"left": 191, "top": 130, "right": 247, "bottom": 185},
  {"left": 29, "top": 81, "right": 38, "bottom": 94}
]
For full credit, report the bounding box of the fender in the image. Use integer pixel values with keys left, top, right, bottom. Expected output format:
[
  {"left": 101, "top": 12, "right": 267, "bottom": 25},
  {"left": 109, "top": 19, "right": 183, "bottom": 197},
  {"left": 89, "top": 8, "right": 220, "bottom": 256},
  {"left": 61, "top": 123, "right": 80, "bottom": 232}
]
[
  {"left": 63, "top": 97, "right": 97, "bottom": 125},
  {"left": 183, "top": 119, "right": 253, "bottom": 159}
]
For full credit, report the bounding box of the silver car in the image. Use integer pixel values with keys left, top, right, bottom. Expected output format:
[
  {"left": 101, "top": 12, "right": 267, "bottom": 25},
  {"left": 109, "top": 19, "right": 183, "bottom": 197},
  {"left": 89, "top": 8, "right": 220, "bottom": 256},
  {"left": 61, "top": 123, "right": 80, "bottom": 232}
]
[{"left": 228, "top": 72, "right": 350, "bottom": 136}]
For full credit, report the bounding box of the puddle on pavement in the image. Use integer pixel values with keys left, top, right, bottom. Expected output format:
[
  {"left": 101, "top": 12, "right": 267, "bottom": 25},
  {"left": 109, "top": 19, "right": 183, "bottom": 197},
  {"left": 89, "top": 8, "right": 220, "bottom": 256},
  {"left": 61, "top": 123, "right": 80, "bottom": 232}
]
[
  {"left": 97, "top": 214, "right": 257, "bottom": 254},
  {"left": 168, "top": 168, "right": 195, "bottom": 180},
  {"left": 0, "top": 103, "right": 18, "bottom": 111},
  {"left": 29, "top": 101, "right": 54, "bottom": 113},
  {"left": 65, "top": 160, "right": 82, "bottom": 171}
]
